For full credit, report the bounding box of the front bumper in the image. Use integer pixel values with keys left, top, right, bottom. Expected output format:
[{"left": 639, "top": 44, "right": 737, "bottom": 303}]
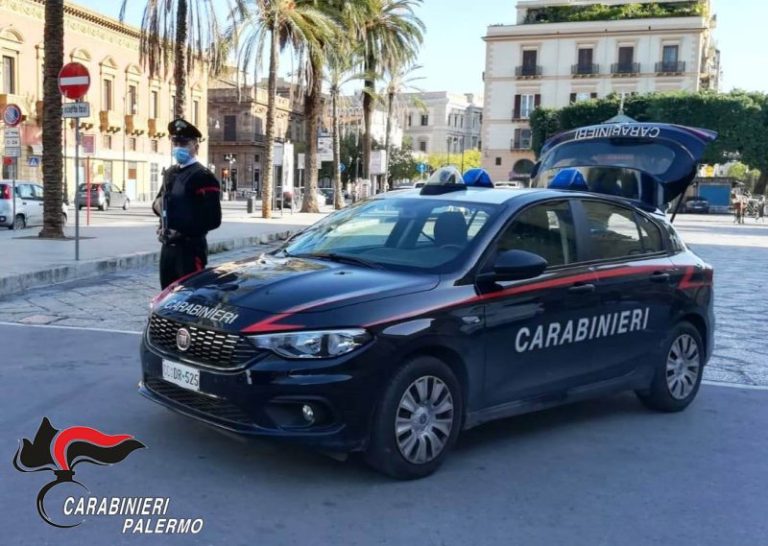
[{"left": 139, "top": 331, "right": 389, "bottom": 452}]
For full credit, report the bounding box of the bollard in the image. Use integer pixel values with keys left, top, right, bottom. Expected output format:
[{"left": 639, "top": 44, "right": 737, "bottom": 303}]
[{"left": 247, "top": 195, "right": 255, "bottom": 214}]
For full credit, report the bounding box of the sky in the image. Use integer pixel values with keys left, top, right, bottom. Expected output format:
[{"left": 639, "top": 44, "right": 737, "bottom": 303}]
[{"left": 79, "top": 0, "right": 768, "bottom": 97}]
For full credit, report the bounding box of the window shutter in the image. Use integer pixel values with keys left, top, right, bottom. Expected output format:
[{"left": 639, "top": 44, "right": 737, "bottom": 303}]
[
  {"left": 513, "top": 95, "right": 521, "bottom": 119},
  {"left": 513, "top": 128, "right": 521, "bottom": 150},
  {"left": 591, "top": 92, "right": 598, "bottom": 99},
  {"left": 534, "top": 94, "right": 541, "bottom": 108},
  {"left": 570, "top": 93, "right": 577, "bottom": 104}
]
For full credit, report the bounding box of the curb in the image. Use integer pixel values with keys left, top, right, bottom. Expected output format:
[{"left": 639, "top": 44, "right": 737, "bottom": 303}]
[{"left": 0, "top": 229, "right": 295, "bottom": 299}]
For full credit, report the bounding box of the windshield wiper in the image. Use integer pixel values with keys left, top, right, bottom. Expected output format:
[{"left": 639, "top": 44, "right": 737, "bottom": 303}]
[{"left": 294, "top": 252, "right": 383, "bottom": 269}]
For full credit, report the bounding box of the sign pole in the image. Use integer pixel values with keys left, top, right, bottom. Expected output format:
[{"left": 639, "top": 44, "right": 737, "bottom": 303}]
[
  {"left": 75, "top": 116, "right": 81, "bottom": 261},
  {"left": 86, "top": 155, "right": 91, "bottom": 226},
  {"left": 11, "top": 159, "right": 16, "bottom": 228}
]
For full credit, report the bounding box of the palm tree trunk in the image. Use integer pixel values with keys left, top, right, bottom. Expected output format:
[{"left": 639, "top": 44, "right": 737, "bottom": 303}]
[
  {"left": 173, "top": 0, "right": 188, "bottom": 118},
  {"left": 301, "top": 51, "right": 322, "bottom": 213},
  {"left": 262, "top": 25, "right": 279, "bottom": 219},
  {"left": 332, "top": 88, "right": 343, "bottom": 210},
  {"left": 362, "top": 52, "right": 375, "bottom": 185},
  {"left": 384, "top": 89, "right": 394, "bottom": 191},
  {"left": 39, "top": 0, "right": 65, "bottom": 239}
]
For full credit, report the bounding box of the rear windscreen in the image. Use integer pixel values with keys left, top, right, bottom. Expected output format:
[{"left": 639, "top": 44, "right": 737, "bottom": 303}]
[{"left": 536, "top": 166, "right": 660, "bottom": 204}]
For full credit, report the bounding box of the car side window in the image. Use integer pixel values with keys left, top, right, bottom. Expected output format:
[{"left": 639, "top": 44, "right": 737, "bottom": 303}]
[
  {"left": 635, "top": 214, "right": 664, "bottom": 253},
  {"left": 497, "top": 201, "right": 577, "bottom": 267},
  {"left": 17, "top": 184, "right": 34, "bottom": 199},
  {"left": 582, "top": 201, "right": 647, "bottom": 259},
  {"left": 31, "top": 185, "right": 45, "bottom": 200}
]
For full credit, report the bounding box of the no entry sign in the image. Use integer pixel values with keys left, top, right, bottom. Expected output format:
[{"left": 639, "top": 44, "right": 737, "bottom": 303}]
[{"left": 58, "top": 62, "right": 91, "bottom": 100}]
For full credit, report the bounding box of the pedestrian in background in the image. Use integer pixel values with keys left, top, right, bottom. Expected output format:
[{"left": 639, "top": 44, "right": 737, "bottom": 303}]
[{"left": 152, "top": 119, "right": 222, "bottom": 289}]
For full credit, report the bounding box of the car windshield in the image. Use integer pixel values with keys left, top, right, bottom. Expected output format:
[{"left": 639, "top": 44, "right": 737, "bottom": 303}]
[
  {"left": 78, "top": 184, "right": 103, "bottom": 191},
  {"left": 279, "top": 198, "right": 499, "bottom": 272}
]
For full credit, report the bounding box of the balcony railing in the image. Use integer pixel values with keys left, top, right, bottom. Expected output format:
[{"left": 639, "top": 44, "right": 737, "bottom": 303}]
[
  {"left": 655, "top": 61, "right": 686, "bottom": 74},
  {"left": 571, "top": 63, "right": 600, "bottom": 76},
  {"left": 611, "top": 62, "right": 641, "bottom": 76},
  {"left": 515, "top": 65, "right": 542, "bottom": 78}
]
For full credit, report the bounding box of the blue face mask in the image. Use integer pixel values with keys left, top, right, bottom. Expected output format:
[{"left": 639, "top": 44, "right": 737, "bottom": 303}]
[{"left": 173, "top": 147, "right": 191, "bottom": 164}]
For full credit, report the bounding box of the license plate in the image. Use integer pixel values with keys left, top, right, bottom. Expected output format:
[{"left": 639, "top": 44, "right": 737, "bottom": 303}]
[{"left": 162, "top": 359, "right": 200, "bottom": 392}]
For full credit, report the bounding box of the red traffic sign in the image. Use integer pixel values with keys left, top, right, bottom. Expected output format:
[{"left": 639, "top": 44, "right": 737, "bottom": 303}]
[
  {"left": 58, "top": 62, "right": 91, "bottom": 100},
  {"left": 3, "top": 104, "right": 22, "bottom": 127}
]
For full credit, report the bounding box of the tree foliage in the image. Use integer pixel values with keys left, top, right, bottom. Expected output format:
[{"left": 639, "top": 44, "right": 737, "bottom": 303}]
[
  {"left": 425, "top": 149, "right": 482, "bottom": 172},
  {"left": 530, "top": 91, "right": 768, "bottom": 194},
  {"left": 524, "top": 1, "right": 704, "bottom": 24}
]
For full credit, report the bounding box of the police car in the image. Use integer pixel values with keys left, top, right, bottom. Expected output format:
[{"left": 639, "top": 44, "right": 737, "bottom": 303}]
[{"left": 140, "top": 122, "right": 716, "bottom": 479}]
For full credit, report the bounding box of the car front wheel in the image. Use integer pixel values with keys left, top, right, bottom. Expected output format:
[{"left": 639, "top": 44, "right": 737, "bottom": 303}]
[
  {"left": 365, "top": 356, "right": 462, "bottom": 479},
  {"left": 636, "top": 321, "right": 704, "bottom": 412}
]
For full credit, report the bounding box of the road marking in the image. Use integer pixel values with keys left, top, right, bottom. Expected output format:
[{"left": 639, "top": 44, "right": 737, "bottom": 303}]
[
  {"left": 703, "top": 380, "right": 768, "bottom": 392},
  {"left": 0, "top": 321, "right": 141, "bottom": 336}
]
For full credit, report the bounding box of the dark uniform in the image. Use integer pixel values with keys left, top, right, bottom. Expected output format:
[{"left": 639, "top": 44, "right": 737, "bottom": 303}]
[{"left": 153, "top": 119, "right": 222, "bottom": 288}]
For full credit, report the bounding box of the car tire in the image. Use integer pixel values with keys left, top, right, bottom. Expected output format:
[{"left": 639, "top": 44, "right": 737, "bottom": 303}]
[
  {"left": 61, "top": 212, "right": 68, "bottom": 227},
  {"left": 12, "top": 214, "right": 25, "bottom": 230},
  {"left": 636, "top": 321, "right": 704, "bottom": 412},
  {"left": 365, "top": 356, "right": 462, "bottom": 480},
  {"left": 123, "top": 199, "right": 130, "bottom": 211}
]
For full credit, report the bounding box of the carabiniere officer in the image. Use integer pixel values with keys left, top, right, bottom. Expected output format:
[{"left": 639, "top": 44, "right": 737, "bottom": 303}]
[{"left": 153, "top": 118, "right": 222, "bottom": 289}]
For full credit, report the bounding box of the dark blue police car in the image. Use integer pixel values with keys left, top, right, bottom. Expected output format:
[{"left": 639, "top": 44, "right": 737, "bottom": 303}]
[{"left": 140, "top": 122, "right": 716, "bottom": 479}]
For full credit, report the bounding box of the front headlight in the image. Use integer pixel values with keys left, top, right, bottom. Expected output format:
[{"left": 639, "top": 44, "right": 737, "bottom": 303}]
[{"left": 248, "top": 329, "right": 371, "bottom": 359}]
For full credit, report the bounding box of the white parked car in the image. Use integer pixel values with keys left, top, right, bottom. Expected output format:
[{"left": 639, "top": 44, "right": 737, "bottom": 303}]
[{"left": 0, "top": 181, "right": 69, "bottom": 230}]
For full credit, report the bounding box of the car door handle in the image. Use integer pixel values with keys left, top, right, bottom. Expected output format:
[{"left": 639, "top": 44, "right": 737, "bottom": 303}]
[
  {"left": 649, "top": 272, "right": 671, "bottom": 283},
  {"left": 568, "top": 283, "right": 595, "bottom": 294}
]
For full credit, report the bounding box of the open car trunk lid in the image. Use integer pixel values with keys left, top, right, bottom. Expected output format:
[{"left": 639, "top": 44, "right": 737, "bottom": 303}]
[{"left": 531, "top": 123, "right": 718, "bottom": 209}]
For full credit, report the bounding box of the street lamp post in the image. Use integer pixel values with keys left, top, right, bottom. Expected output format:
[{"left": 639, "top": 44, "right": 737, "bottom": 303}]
[
  {"left": 224, "top": 153, "right": 236, "bottom": 199},
  {"left": 460, "top": 136, "right": 466, "bottom": 173},
  {"left": 446, "top": 136, "right": 452, "bottom": 166}
]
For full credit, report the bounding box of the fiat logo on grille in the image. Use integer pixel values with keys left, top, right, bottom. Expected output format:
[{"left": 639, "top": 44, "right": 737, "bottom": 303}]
[{"left": 176, "top": 328, "right": 191, "bottom": 352}]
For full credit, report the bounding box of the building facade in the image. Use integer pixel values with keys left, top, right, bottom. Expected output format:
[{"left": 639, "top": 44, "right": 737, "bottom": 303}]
[
  {"left": 482, "top": 0, "right": 720, "bottom": 181},
  {"left": 335, "top": 93, "right": 404, "bottom": 151},
  {"left": 400, "top": 92, "right": 483, "bottom": 157},
  {"left": 0, "top": 0, "right": 208, "bottom": 202},
  {"left": 207, "top": 79, "right": 304, "bottom": 196}
]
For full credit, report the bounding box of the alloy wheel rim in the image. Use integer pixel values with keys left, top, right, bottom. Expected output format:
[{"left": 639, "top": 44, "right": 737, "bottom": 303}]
[
  {"left": 666, "top": 334, "right": 701, "bottom": 400},
  {"left": 395, "top": 375, "right": 454, "bottom": 465}
]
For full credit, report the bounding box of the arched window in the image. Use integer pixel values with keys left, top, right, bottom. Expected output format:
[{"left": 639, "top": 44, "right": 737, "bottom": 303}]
[{"left": 513, "top": 159, "right": 535, "bottom": 175}]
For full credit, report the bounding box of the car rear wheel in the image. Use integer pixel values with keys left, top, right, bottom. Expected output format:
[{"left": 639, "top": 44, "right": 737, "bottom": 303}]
[
  {"left": 61, "top": 212, "right": 68, "bottom": 227},
  {"left": 365, "top": 356, "right": 462, "bottom": 479},
  {"left": 636, "top": 321, "right": 703, "bottom": 412},
  {"left": 12, "top": 214, "right": 25, "bottom": 230},
  {"left": 123, "top": 199, "right": 130, "bottom": 211}
]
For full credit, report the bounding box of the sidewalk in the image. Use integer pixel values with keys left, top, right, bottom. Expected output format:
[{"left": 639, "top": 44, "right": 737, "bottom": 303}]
[{"left": 0, "top": 208, "right": 328, "bottom": 298}]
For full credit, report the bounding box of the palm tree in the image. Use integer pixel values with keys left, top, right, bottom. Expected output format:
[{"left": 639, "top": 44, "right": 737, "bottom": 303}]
[
  {"left": 326, "top": 48, "right": 360, "bottom": 209},
  {"left": 382, "top": 62, "right": 423, "bottom": 189},
  {"left": 39, "top": 0, "right": 65, "bottom": 239},
  {"left": 232, "top": 0, "right": 335, "bottom": 219},
  {"left": 294, "top": 1, "right": 338, "bottom": 214},
  {"left": 357, "top": 0, "right": 424, "bottom": 187},
  {"left": 120, "top": 0, "right": 231, "bottom": 118}
]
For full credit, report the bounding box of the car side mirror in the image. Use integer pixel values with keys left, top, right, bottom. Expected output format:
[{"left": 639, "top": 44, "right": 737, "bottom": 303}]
[{"left": 489, "top": 250, "right": 548, "bottom": 282}]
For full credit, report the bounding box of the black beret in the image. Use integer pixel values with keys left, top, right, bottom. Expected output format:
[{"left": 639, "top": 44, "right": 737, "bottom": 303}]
[{"left": 168, "top": 118, "right": 203, "bottom": 140}]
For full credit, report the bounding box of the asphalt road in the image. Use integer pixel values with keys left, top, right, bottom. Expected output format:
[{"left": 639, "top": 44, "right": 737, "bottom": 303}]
[{"left": 2, "top": 324, "right": 767, "bottom": 546}]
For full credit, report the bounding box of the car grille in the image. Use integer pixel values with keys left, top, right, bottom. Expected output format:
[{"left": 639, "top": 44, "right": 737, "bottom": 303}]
[
  {"left": 144, "top": 378, "right": 253, "bottom": 424},
  {"left": 148, "top": 314, "right": 260, "bottom": 369}
]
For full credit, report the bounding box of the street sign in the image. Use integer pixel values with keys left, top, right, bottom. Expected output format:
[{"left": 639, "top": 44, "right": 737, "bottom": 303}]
[
  {"left": 58, "top": 62, "right": 91, "bottom": 100},
  {"left": 4, "top": 127, "right": 20, "bottom": 147},
  {"left": 3, "top": 104, "right": 22, "bottom": 127},
  {"left": 318, "top": 136, "right": 333, "bottom": 162},
  {"left": 27, "top": 156, "right": 40, "bottom": 167},
  {"left": 4, "top": 147, "right": 21, "bottom": 157},
  {"left": 417, "top": 162, "right": 428, "bottom": 174},
  {"left": 62, "top": 101, "right": 91, "bottom": 118},
  {"left": 297, "top": 153, "right": 305, "bottom": 170},
  {"left": 339, "top": 162, "right": 346, "bottom": 173}
]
